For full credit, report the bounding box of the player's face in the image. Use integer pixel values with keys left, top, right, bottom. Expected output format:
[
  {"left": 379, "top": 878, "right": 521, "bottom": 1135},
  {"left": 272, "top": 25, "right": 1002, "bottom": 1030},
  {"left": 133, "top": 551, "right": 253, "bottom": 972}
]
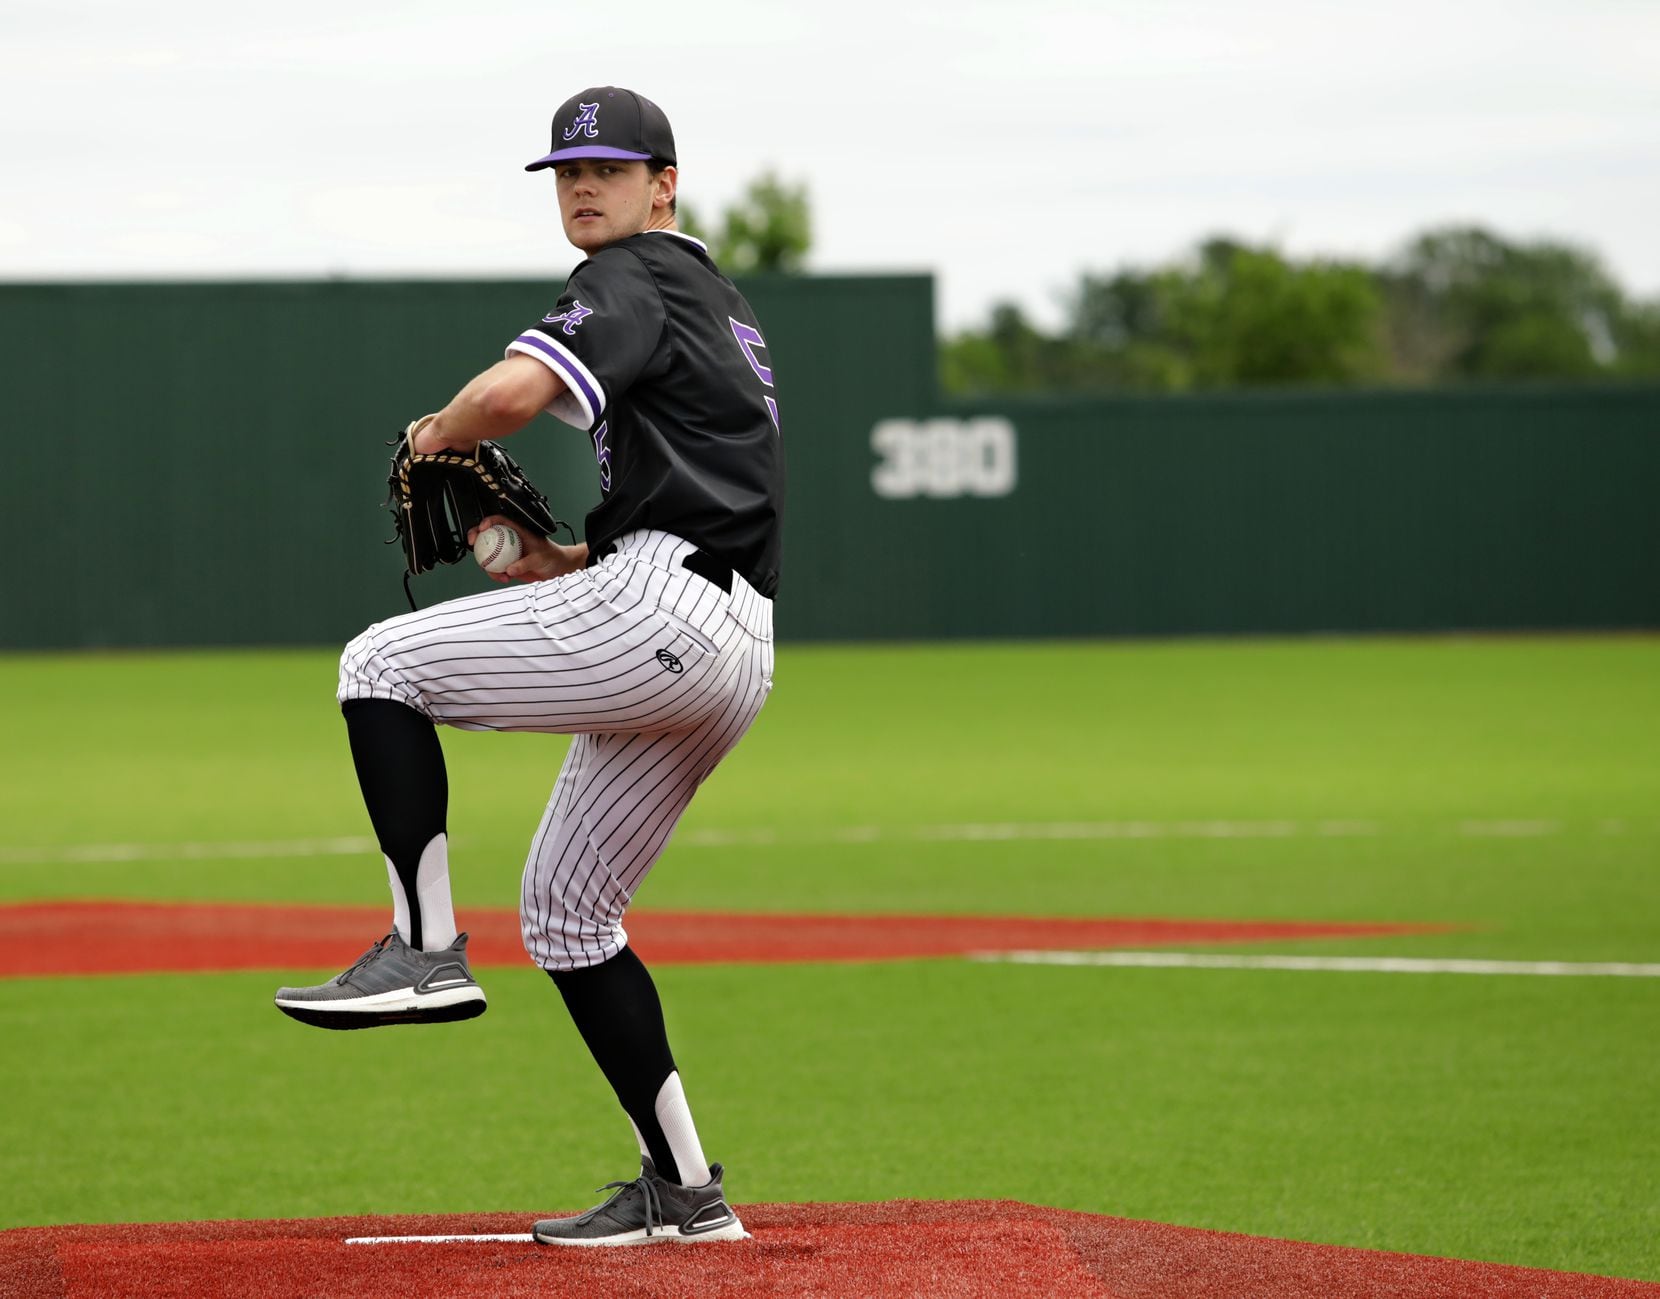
[{"left": 555, "top": 159, "right": 673, "bottom": 253}]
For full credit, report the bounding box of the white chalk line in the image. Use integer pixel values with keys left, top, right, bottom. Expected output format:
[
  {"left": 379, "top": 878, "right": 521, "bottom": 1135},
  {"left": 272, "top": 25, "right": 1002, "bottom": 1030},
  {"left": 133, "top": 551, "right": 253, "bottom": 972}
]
[
  {"left": 0, "top": 818, "right": 1638, "bottom": 866},
  {"left": 975, "top": 951, "right": 1660, "bottom": 978},
  {"left": 679, "top": 820, "right": 1382, "bottom": 846},
  {"left": 681, "top": 818, "right": 1633, "bottom": 846},
  {"left": 344, "top": 1233, "right": 534, "bottom": 1245},
  {"left": 0, "top": 836, "right": 378, "bottom": 866}
]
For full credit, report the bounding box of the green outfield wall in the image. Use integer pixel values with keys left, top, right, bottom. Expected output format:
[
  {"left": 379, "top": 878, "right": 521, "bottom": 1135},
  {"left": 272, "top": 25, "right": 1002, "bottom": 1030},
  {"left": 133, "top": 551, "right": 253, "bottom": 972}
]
[{"left": 2, "top": 277, "right": 1655, "bottom": 649}]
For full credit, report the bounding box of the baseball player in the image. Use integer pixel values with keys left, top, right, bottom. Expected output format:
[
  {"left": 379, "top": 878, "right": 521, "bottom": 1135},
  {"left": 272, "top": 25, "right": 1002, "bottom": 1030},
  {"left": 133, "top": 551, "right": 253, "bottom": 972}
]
[{"left": 273, "top": 86, "right": 783, "bottom": 1246}]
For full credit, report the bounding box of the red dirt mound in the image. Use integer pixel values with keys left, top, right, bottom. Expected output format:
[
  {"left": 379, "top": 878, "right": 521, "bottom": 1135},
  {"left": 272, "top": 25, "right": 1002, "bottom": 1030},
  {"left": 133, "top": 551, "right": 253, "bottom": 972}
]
[
  {"left": 0, "top": 900, "right": 1439, "bottom": 978},
  {"left": 1, "top": 1202, "right": 1653, "bottom": 1299}
]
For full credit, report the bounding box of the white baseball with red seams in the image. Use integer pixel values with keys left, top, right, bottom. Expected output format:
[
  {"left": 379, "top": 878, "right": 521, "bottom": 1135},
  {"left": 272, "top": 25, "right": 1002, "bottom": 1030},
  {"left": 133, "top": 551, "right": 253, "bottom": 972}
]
[{"left": 473, "top": 524, "right": 523, "bottom": 573}]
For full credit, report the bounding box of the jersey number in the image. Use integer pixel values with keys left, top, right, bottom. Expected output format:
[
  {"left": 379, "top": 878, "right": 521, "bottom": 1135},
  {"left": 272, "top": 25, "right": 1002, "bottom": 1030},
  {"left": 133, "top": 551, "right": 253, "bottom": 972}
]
[{"left": 729, "top": 318, "right": 781, "bottom": 434}]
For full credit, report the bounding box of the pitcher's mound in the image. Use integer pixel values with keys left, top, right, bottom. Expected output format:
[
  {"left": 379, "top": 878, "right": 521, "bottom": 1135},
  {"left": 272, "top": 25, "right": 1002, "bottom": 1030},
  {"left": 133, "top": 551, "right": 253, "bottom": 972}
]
[{"left": 3, "top": 1200, "right": 1654, "bottom": 1298}]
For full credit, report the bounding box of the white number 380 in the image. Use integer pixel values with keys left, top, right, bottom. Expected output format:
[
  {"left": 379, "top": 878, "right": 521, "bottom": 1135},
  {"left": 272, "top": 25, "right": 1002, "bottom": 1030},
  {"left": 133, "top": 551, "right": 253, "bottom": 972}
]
[{"left": 869, "top": 418, "right": 1018, "bottom": 499}]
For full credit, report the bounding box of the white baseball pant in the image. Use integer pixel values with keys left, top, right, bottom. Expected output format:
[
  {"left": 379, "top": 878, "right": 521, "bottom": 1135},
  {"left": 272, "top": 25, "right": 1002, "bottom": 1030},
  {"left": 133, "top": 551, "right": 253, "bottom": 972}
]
[{"left": 337, "top": 529, "right": 775, "bottom": 972}]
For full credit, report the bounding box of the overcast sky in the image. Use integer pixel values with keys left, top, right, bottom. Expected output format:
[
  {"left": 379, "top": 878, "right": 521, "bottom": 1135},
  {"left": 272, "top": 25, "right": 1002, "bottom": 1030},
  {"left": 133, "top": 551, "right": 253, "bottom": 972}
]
[{"left": 2, "top": 0, "right": 1656, "bottom": 329}]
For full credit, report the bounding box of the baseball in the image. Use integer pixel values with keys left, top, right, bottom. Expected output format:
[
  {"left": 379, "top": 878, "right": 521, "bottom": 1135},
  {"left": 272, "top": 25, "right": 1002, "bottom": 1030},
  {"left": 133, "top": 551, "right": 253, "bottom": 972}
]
[{"left": 473, "top": 524, "right": 523, "bottom": 573}]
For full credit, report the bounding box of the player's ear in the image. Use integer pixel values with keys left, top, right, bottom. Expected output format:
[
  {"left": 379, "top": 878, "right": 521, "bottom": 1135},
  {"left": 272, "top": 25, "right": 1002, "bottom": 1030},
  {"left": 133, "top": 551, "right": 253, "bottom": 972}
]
[{"left": 652, "top": 164, "right": 677, "bottom": 210}]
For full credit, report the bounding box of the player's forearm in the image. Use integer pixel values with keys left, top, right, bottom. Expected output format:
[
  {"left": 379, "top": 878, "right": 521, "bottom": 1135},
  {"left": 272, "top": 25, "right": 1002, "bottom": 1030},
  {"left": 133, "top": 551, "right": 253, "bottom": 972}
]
[{"left": 426, "top": 357, "right": 563, "bottom": 449}]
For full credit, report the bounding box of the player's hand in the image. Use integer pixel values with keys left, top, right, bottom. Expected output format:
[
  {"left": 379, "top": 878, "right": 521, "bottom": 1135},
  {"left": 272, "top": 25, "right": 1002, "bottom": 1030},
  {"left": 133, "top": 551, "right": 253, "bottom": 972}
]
[
  {"left": 410, "top": 413, "right": 480, "bottom": 456},
  {"left": 468, "top": 516, "right": 587, "bottom": 584}
]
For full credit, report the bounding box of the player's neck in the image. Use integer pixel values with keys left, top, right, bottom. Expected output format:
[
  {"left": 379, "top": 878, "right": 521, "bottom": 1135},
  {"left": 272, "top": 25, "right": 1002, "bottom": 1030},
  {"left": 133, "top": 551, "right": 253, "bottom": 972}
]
[{"left": 584, "top": 216, "right": 680, "bottom": 257}]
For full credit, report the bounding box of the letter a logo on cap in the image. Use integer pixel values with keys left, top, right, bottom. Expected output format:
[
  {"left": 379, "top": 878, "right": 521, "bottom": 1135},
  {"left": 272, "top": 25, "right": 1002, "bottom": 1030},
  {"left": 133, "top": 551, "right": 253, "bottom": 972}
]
[{"left": 563, "top": 103, "right": 600, "bottom": 141}]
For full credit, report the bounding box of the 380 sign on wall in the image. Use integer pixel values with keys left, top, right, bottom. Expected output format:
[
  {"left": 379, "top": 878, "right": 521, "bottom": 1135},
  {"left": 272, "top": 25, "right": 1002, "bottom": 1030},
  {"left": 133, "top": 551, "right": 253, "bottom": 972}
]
[{"left": 870, "top": 418, "right": 1018, "bottom": 499}]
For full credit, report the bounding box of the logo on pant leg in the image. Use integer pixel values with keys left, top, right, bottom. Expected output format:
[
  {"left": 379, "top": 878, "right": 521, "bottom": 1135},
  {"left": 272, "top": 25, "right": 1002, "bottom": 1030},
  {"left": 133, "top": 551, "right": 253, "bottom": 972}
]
[{"left": 656, "top": 648, "right": 683, "bottom": 674}]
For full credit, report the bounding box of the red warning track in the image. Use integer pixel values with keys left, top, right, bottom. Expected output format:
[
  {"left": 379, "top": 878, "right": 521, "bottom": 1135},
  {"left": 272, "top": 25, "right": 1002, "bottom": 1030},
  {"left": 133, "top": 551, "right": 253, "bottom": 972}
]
[
  {"left": 2, "top": 1201, "right": 1654, "bottom": 1299},
  {"left": 0, "top": 900, "right": 1440, "bottom": 978}
]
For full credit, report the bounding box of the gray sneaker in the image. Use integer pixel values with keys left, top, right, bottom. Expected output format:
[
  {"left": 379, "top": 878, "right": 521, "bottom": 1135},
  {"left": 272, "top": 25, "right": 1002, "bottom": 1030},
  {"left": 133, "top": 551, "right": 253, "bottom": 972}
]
[
  {"left": 273, "top": 930, "right": 486, "bottom": 1030},
  {"left": 533, "top": 1157, "right": 747, "bottom": 1246}
]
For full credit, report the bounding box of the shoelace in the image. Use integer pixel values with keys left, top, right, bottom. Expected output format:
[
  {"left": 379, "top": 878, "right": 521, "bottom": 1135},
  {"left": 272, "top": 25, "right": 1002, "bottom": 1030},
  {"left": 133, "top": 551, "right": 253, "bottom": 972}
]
[
  {"left": 336, "top": 932, "right": 396, "bottom": 985},
  {"left": 594, "top": 1174, "right": 663, "bottom": 1238}
]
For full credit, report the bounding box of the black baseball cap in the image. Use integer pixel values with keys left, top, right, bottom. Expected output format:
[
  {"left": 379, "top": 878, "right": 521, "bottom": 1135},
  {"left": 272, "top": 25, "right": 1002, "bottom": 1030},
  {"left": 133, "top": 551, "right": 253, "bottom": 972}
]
[{"left": 525, "top": 87, "right": 677, "bottom": 171}]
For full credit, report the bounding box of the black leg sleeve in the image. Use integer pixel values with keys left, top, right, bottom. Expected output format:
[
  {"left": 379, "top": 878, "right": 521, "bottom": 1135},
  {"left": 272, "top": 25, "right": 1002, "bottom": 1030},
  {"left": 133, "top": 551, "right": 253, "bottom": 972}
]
[
  {"left": 341, "top": 698, "right": 448, "bottom": 951},
  {"left": 551, "top": 947, "right": 681, "bottom": 1184}
]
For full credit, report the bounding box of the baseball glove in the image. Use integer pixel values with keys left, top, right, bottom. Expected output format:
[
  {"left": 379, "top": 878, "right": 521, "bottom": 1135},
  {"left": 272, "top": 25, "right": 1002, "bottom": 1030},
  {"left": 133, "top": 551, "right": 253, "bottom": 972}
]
[{"left": 386, "top": 416, "right": 567, "bottom": 592}]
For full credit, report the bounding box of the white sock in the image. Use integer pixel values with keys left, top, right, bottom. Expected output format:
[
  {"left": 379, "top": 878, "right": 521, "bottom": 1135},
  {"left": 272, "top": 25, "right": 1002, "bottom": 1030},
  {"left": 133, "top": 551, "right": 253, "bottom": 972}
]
[
  {"left": 654, "top": 1072, "right": 711, "bottom": 1188},
  {"left": 628, "top": 1117, "right": 650, "bottom": 1164},
  {"left": 383, "top": 833, "right": 458, "bottom": 952},
  {"left": 384, "top": 856, "right": 411, "bottom": 944}
]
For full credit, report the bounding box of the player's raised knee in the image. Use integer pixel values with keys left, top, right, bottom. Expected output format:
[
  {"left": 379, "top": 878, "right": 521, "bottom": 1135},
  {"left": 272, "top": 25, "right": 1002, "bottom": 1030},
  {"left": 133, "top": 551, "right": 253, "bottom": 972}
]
[{"left": 337, "top": 623, "right": 427, "bottom": 713}]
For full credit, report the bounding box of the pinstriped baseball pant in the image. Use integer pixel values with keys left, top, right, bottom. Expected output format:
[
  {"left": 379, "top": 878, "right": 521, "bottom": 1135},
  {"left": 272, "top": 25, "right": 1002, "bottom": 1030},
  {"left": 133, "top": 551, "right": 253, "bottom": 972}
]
[{"left": 337, "top": 529, "right": 775, "bottom": 972}]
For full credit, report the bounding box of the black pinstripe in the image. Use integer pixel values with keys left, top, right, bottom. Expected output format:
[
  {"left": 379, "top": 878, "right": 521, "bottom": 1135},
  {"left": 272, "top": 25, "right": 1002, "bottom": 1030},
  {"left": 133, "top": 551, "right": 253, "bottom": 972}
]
[
  {"left": 520, "top": 638, "right": 767, "bottom": 967},
  {"left": 338, "top": 528, "right": 774, "bottom": 972}
]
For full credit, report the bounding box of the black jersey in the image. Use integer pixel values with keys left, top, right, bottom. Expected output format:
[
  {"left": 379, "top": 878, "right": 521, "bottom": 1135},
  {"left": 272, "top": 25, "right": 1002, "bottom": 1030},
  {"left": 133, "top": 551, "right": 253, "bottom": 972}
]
[{"left": 506, "top": 230, "right": 785, "bottom": 598}]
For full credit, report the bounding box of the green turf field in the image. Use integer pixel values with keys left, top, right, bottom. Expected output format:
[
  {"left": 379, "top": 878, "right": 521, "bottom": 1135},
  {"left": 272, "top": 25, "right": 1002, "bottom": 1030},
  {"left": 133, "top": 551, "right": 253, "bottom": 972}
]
[{"left": 2, "top": 638, "right": 1657, "bottom": 1280}]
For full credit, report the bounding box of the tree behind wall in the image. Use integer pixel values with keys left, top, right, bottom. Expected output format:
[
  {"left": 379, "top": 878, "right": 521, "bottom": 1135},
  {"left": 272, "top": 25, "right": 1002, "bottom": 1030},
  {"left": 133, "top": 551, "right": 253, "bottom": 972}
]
[
  {"left": 1383, "top": 227, "right": 1643, "bottom": 381},
  {"left": 943, "top": 225, "right": 1660, "bottom": 395},
  {"left": 682, "top": 171, "right": 811, "bottom": 274}
]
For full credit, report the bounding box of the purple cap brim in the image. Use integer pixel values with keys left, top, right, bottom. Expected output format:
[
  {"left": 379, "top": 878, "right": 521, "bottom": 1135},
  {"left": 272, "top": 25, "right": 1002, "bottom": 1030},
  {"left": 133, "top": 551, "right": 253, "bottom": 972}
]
[{"left": 524, "top": 145, "right": 655, "bottom": 171}]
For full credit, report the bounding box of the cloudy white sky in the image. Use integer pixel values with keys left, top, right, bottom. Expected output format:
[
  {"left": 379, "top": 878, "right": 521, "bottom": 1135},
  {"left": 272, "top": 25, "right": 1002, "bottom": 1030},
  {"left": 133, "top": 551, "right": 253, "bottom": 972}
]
[{"left": 2, "top": 0, "right": 1656, "bottom": 329}]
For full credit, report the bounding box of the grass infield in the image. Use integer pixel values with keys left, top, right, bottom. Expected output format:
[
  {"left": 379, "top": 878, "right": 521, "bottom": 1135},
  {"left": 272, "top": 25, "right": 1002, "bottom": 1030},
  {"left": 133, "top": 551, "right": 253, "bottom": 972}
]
[{"left": 0, "top": 637, "right": 1656, "bottom": 1280}]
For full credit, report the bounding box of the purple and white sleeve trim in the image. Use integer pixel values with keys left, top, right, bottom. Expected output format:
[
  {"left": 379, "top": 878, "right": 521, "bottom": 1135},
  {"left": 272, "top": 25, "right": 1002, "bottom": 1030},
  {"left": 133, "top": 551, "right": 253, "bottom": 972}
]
[{"left": 505, "top": 332, "right": 606, "bottom": 430}]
